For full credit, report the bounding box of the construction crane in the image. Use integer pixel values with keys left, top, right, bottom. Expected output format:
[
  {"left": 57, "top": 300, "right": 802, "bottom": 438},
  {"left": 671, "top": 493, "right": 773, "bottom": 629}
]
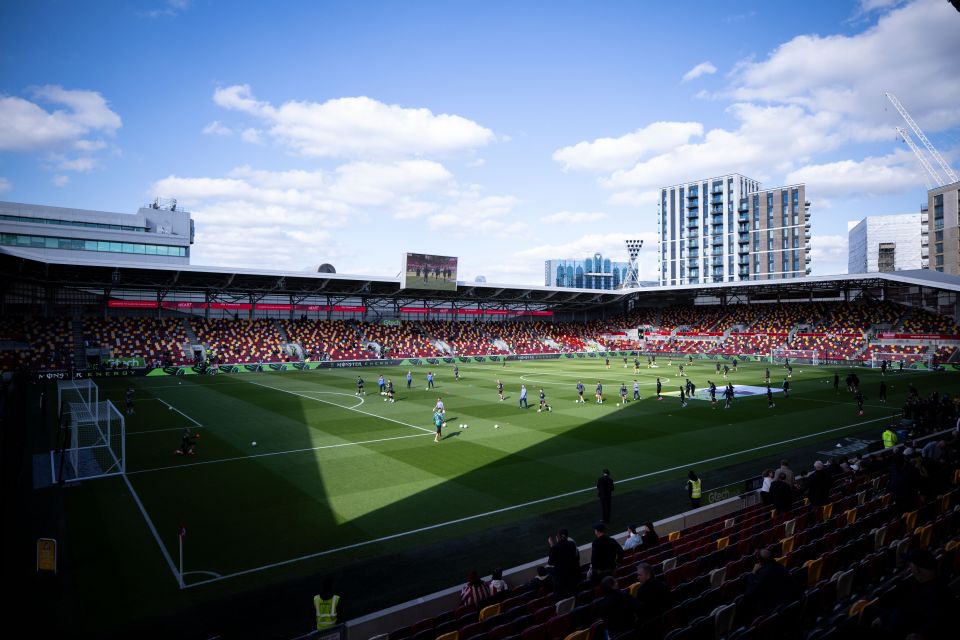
[
  {"left": 897, "top": 127, "right": 940, "bottom": 190},
  {"left": 886, "top": 92, "right": 959, "bottom": 186}
]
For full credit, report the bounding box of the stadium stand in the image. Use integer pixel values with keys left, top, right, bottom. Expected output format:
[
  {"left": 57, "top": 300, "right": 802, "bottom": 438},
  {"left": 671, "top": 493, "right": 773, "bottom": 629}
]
[
  {"left": 4, "top": 298, "right": 960, "bottom": 370},
  {"left": 368, "top": 438, "right": 960, "bottom": 640}
]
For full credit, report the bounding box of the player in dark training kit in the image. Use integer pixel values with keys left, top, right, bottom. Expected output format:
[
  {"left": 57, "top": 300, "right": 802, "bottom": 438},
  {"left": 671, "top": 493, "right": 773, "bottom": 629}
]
[
  {"left": 656, "top": 378, "right": 662, "bottom": 400},
  {"left": 576, "top": 380, "right": 585, "bottom": 403},
  {"left": 497, "top": 379, "right": 504, "bottom": 401}
]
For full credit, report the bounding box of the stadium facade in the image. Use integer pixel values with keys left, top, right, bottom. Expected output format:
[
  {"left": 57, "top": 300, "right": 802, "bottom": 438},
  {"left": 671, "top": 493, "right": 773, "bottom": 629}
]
[
  {"left": 544, "top": 252, "right": 630, "bottom": 290},
  {"left": 658, "top": 174, "right": 811, "bottom": 286},
  {"left": 0, "top": 199, "right": 193, "bottom": 266},
  {"left": 929, "top": 180, "right": 960, "bottom": 274},
  {"left": 847, "top": 213, "right": 929, "bottom": 274}
]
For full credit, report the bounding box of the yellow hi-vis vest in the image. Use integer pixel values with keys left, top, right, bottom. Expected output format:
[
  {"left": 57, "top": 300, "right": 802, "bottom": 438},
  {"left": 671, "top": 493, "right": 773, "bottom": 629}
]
[
  {"left": 882, "top": 429, "right": 897, "bottom": 449},
  {"left": 314, "top": 594, "right": 340, "bottom": 630},
  {"left": 690, "top": 479, "right": 702, "bottom": 499}
]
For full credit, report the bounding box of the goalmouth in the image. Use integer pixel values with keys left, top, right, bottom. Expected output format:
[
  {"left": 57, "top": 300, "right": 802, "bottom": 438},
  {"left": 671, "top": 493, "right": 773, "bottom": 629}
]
[
  {"left": 770, "top": 349, "right": 819, "bottom": 366},
  {"left": 869, "top": 351, "right": 934, "bottom": 370}
]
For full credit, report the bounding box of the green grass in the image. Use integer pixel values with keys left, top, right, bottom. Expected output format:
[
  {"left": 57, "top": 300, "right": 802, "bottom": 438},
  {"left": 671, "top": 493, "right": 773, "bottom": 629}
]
[{"left": 49, "top": 358, "right": 936, "bottom": 634}]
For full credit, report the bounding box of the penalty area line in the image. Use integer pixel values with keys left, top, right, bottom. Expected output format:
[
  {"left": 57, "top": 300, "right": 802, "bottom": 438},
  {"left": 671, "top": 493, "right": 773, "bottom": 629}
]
[
  {"left": 248, "top": 380, "right": 434, "bottom": 434},
  {"left": 157, "top": 398, "right": 203, "bottom": 427},
  {"left": 180, "top": 413, "right": 890, "bottom": 589},
  {"left": 128, "top": 432, "right": 432, "bottom": 475}
]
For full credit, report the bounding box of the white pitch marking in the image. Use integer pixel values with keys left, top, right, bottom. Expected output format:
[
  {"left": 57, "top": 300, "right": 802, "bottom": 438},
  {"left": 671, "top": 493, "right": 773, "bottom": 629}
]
[
  {"left": 128, "top": 433, "right": 432, "bottom": 475},
  {"left": 179, "top": 413, "right": 893, "bottom": 589},
  {"left": 158, "top": 399, "right": 203, "bottom": 427},
  {"left": 248, "top": 380, "right": 433, "bottom": 434}
]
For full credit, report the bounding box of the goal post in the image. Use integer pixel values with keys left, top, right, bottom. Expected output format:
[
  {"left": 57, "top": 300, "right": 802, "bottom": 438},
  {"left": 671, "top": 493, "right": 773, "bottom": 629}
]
[
  {"left": 53, "top": 379, "right": 125, "bottom": 483},
  {"left": 770, "top": 348, "right": 819, "bottom": 366},
  {"left": 869, "top": 351, "right": 933, "bottom": 370}
]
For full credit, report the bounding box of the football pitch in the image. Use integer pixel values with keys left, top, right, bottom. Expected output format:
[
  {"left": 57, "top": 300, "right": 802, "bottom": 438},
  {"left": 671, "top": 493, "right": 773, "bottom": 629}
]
[{"left": 51, "top": 358, "right": 938, "bottom": 632}]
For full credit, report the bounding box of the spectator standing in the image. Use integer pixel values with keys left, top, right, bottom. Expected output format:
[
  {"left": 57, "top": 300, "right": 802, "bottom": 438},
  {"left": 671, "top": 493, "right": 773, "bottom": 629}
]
[
  {"left": 589, "top": 523, "right": 623, "bottom": 582},
  {"left": 806, "top": 461, "right": 833, "bottom": 507},
  {"left": 759, "top": 469, "right": 775, "bottom": 505},
  {"left": 777, "top": 459, "right": 794, "bottom": 486},
  {"left": 769, "top": 472, "right": 794, "bottom": 514},
  {"left": 547, "top": 529, "right": 580, "bottom": 598},
  {"left": 597, "top": 469, "right": 614, "bottom": 523}
]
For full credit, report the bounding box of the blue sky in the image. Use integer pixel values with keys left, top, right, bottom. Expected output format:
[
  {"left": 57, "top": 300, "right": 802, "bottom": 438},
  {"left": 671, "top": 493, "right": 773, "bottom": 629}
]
[{"left": 1, "top": 0, "right": 958, "bottom": 283}]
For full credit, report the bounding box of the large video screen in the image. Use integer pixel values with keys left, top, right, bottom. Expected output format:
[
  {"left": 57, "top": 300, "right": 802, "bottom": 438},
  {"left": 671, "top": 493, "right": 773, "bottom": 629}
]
[{"left": 402, "top": 253, "right": 458, "bottom": 291}]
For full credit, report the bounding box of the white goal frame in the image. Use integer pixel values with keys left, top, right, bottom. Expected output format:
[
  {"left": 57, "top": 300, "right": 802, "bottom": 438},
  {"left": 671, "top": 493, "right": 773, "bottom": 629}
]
[
  {"left": 770, "top": 348, "right": 819, "bottom": 366},
  {"left": 54, "top": 380, "right": 125, "bottom": 483},
  {"left": 869, "top": 351, "right": 933, "bottom": 370}
]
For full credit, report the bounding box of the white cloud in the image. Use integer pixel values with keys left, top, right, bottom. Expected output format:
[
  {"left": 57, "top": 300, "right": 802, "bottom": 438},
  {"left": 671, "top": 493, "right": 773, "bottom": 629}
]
[
  {"left": 540, "top": 211, "right": 608, "bottom": 224},
  {"left": 552, "top": 0, "right": 959, "bottom": 211},
  {"left": 730, "top": 0, "right": 960, "bottom": 139},
  {"left": 212, "top": 85, "right": 494, "bottom": 158},
  {"left": 0, "top": 177, "right": 11, "bottom": 194},
  {"left": 784, "top": 150, "right": 926, "bottom": 198},
  {"left": 56, "top": 156, "right": 99, "bottom": 172},
  {"left": 144, "top": 0, "right": 190, "bottom": 18},
  {"left": 553, "top": 121, "right": 703, "bottom": 173},
  {"left": 202, "top": 120, "right": 232, "bottom": 136},
  {"left": 240, "top": 128, "right": 264, "bottom": 144},
  {"left": 809, "top": 234, "right": 848, "bottom": 276},
  {"left": 51, "top": 175, "right": 70, "bottom": 187},
  {"left": 428, "top": 193, "right": 522, "bottom": 237},
  {"left": 682, "top": 61, "right": 718, "bottom": 82},
  {"left": 0, "top": 85, "right": 121, "bottom": 152},
  {"left": 148, "top": 160, "right": 515, "bottom": 267}
]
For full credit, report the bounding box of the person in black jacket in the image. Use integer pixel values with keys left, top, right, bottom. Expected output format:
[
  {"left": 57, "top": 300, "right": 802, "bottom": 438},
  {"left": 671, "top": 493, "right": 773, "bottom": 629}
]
[
  {"left": 806, "top": 461, "right": 832, "bottom": 507},
  {"left": 740, "top": 548, "right": 802, "bottom": 625},
  {"left": 768, "top": 472, "right": 793, "bottom": 514},
  {"left": 546, "top": 528, "right": 580, "bottom": 597},
  {"left": 595, "top": 576, "right": 638, "bottom": 636},
  {"left": 597, "top": 468, "right": 614, "bottom": 523},
  {"left": 589, "top": 522, "right": 623, "bottom": 582},
  {"left": 632, "top": 562, "right": 672, "bottom": 623}
]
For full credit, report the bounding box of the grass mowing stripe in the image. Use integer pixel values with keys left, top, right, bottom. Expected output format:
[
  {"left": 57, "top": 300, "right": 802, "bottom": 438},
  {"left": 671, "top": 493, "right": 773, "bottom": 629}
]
[
  {"left": 121, "top": 473, "right": 182, "bottom": 586},
  {"left": 128, "top": 433, "right": 433, "bottom": 475},
  {"left": 248, "top": 380, "right": 435, "bottom": 434},
  {"left": 180, "top": 413, "right": 889, "bottom": 588}
]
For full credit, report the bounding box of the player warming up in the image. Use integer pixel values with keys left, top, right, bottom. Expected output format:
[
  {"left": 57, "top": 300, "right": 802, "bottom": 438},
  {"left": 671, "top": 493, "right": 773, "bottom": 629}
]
[
  {"left": 595, "top": 381, "right": 604, "bottom": 404},
  {"left": 356, "top": 376, "right": 365, "bottom": 396},
  {"left": 433, "top": 410, "right": 444, "bottom": 443},
  {"left": 619, "top": 383, "right": 628, "bottom": 404},
  {"left": 576, "top": 380, "right": 585, "bottom": 403},
  {"left": 656, "top": 377, "right": 662, "bottom": 400},
  {"left": 538, "top": 388, "right": 551, "bottom": 412},
  {"left": 174, "top": 427, "right": 199, "bottom": 456},
  {"left": 386, "top": 379, "right": 395, "bottom": 402},
  {"left": 497, "top": 379, "right": 504, "bottom": 401}
]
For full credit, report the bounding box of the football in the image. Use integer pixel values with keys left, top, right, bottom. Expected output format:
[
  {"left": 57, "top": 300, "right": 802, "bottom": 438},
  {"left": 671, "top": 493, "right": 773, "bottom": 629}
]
[{"left": 251, "top": 441, "right": 257, "bottom": 447}]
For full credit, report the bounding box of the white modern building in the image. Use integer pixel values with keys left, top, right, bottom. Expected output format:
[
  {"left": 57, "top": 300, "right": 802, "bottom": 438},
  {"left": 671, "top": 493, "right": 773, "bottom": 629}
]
[
  {"left": 0, "top": 199, "right": 193, "bottom": 266},
  {"left": 848, "top": 213, "right": 928, "bottom": 274},
  {"left": 658, "top": 174, "right": 811, "bottom": 285}
]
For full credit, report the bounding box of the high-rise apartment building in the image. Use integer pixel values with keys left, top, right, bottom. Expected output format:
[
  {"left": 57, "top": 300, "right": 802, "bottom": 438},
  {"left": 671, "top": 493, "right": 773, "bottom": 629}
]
[
  {"left": 928, "top": 181, "right": 960, "bottom": 274},
  {"left": 658, "top": 174, "right": 810, "bottom": 285}
]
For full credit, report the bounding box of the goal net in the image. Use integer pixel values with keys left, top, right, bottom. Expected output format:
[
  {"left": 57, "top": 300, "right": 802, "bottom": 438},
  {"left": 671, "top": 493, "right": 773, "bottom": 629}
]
[
  {"left": 771, "top": 349, "right": 819, "bottom": 366},
  {"left": 869, "top": 351, "right": 933, "bottom": 370},
  {"left": 54, "top": 380, "right": 125, "bottom": 483}
]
